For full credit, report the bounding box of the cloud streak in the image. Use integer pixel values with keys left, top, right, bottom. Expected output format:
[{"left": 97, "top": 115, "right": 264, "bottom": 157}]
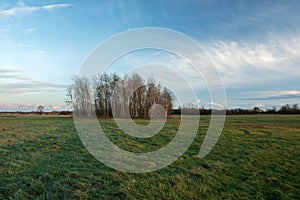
[
  {"left": 235, "top": 90, "right": 300, "bottom": 101},
  {"left": 0, "top": 68, "right": 30, "bottom": 80},
  {"left": 0, "top": 1, "right": 72, "bottom": 17},
  {"left": 0, "top": 81, "right": 67, "bottom": 94},
  {"left": 42, "top": 4, "right": 72, "bottom": 11},
  {"left": 0, "top": 68, "right": 67, "bottom": 94},
  {"left": 204, "top": 34, "right": 300, "bottom": 87}
]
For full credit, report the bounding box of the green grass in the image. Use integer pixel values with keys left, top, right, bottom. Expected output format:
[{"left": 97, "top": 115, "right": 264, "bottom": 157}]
[{"left": 0, "top": 115, "right": 299, "bottom": 199}]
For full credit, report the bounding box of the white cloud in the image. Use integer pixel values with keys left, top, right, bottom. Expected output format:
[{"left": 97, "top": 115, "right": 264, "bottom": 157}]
[
  {"left": 243, "top": 90, "right": 300, "bottom": 97},
  {"left": 205, "top": 34, "right": 300, "bottom": 87},
  {"left": 0, "top": 0, "right": 72, "bottom": 17},
  {"left": 235, "top": 90, "right": 300, "bottom": 102},
  {"left": 42, "top": 4, "right": 71, "bottom": 11},
  {"left": 204, "top": 101, "right": 226, "bottom": 109},
  {"left": 0, "top": 69, "right": 24, "bottom": 73},
  {"left": 0, "top": 81, "right": 67, "bottom": 94},
  {"left": 0, "top": 68, "right": 30, "bottom": 80},
  {"left": 220, "top": 91, "right": 297, "bottom": 109},
  {"left": 0, "top": 68, "right": 67, "bottom": 94}
]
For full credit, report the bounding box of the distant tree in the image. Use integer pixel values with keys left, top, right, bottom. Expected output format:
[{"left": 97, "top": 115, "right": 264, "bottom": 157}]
[
  {"left": 292, "top": 104, "right": 300, "bottom": 114},
  {"left": 272, "top": 106, "right": 276, "bottom": 113},
  {"left": 36, "top": 105, "right": 44, "bottom": 114},
  {"left": 253, "top": 106, "right": 260, "bottom": 113},
  {"left": 292, "top": 103, "right": 298, "bottom": 110}
]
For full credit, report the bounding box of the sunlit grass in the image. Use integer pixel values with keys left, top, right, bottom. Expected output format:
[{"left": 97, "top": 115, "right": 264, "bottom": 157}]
[{"left": 0, "top": 115, "right": 299, "bottom": 199}]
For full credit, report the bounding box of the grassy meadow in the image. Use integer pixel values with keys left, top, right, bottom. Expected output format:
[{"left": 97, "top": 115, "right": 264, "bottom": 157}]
[{"left": 0, "top": 115, "right": 299, "bottom": 199}]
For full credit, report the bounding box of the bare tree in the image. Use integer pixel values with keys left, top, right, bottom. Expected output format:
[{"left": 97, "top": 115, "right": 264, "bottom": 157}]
[
  {"left": 36, "top": 105, "right": 44, "bottom": 114},
  {"left": 66, "top": 73, "right": 174, "bottom": 119},
  {"left": 162, "top": 87, "right": 173, "bottom": 117},
  {"left": 68, "top": 76, "right": 92, "bottom": 117}
]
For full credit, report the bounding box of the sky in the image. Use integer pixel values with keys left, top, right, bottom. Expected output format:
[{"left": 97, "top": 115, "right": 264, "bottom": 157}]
[{"left": 0, "top": 0, "right": 299, "bottom": 111}]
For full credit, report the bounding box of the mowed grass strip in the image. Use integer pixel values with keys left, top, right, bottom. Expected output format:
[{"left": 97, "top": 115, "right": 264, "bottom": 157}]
[{"left": 0, "top": 115, "right": 299, "bottom": 199}]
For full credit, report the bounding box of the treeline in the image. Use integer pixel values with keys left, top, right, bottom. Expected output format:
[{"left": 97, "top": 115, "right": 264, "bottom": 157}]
[
  {"left": 172, "top": 104, "right": 300, "bottom": 115},
  {"left": 226, "top": 104, "right": 299, "bottom": 115},
  {"left": 65, "top": 73, "right": 173, "bottom": 118},
  {"left": 276, "top": 104, "right": 300, "bottom": 114}
]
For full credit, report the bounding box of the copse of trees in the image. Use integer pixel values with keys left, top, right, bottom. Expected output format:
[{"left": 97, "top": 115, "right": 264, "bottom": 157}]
[{"left": 66, "top": 73, "right": 173, "bottom": 118}]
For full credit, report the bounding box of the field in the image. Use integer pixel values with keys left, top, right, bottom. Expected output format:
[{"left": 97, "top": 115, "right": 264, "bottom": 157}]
[{"left": 0, "top": 115, "right": 299, "bottom": 199}]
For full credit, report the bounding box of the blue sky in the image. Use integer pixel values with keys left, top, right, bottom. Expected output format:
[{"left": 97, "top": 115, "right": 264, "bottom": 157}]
[{"left": 0, "top": 0, "right": 299, "bottom": 111}]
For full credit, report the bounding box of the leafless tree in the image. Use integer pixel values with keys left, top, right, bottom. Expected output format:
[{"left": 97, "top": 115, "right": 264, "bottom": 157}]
[
  {"left": 66, "top": 76, "right": 92, "bottom": 117},
  {"left": 66, "top": 73, "right": 173, "bottom": 119},
  {"left": 36, "top": 105, "right": 44, "bottom": 114}
]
